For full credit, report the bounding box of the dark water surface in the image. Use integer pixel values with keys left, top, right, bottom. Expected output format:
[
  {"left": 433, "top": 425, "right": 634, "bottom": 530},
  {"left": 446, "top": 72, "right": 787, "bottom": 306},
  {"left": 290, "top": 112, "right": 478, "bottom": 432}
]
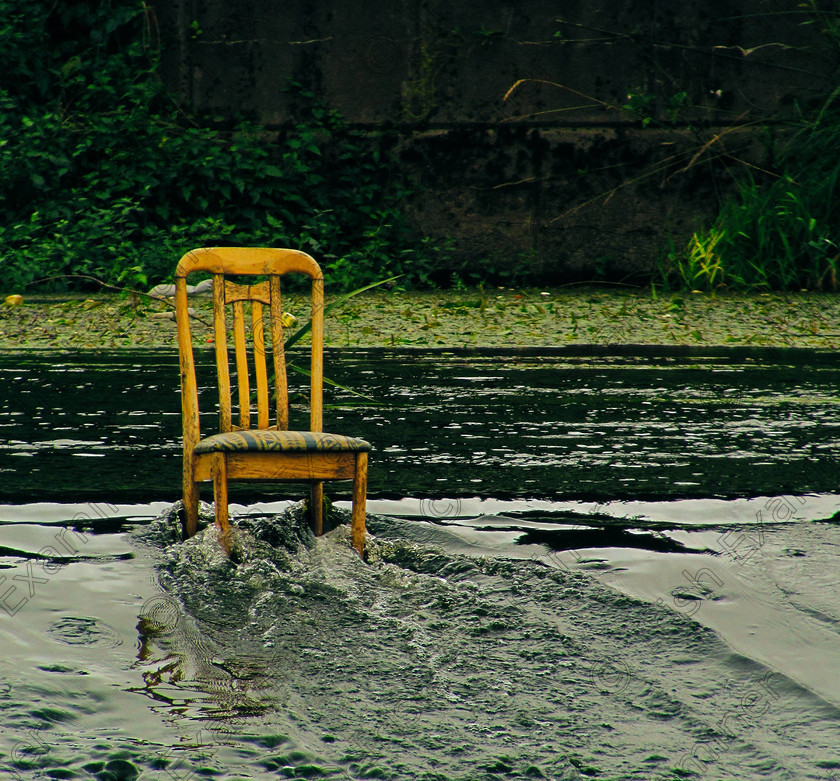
[
  {"left": 1, "top": 347, "right": 839, "bottom": 780},
  {"left": 3, "top": 346, "right": 840, "bottom": 502}
]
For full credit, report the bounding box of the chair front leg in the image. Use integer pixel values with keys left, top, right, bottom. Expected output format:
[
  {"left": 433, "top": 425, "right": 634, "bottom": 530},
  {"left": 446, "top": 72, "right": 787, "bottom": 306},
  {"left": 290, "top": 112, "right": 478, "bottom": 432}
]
[
  {"left": 183, "top": 456, "right": 199, "bottom": 539},
  {"left": 211, "top": 452, "right": 229, "bottom": 537}
]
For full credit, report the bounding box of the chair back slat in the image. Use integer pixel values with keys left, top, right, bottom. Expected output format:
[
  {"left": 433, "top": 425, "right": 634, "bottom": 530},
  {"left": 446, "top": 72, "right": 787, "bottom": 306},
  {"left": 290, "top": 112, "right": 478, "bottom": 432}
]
[
  {"left": 224, "top": 280, "right": 270, "bottom": 305},
  {"left": 232, "top": 301, "right": 250, "bottom": 429},
  {"left": 269, "top": 276, "right": 289, "bottom": 430},
  {"left": 212, "top": 274, "right": 233, "bottom": 432},
  {"left": 251, "top": 300, "right": 270, "bottom": 429}
]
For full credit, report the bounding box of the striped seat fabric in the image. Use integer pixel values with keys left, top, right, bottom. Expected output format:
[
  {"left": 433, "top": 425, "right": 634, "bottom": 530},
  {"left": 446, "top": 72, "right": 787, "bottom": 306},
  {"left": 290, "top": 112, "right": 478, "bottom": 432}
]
[{"left": 193, "top": 429, "right": 371, "bottom": 454}]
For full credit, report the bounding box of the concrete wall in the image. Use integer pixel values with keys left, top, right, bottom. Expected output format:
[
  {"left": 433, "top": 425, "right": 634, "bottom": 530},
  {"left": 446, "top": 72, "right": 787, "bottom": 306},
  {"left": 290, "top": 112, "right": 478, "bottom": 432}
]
[{"left": 155, "top": 0, "right": 836, "bottom": 281}]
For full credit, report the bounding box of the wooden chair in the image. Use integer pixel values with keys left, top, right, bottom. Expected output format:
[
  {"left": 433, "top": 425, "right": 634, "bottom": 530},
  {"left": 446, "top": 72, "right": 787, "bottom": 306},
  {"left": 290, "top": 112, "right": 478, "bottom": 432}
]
[{"left": 174, "top": 247, "right": 370, "bottom": 555}]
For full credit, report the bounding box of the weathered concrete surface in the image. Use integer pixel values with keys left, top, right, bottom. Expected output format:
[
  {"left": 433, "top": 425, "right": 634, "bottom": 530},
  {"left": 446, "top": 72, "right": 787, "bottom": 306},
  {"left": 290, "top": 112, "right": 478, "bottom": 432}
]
[
  {"left": 154, "top": 0, "right": 837, "bottom": 280},
  {"left": 396, "top": 124, "right": 746, "bottom": 281}
]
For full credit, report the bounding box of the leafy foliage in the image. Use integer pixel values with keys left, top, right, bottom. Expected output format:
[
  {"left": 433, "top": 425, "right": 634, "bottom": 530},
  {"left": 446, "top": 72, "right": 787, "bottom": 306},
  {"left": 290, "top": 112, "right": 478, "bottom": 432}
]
[
  {"left": 662, "top": 105, "right": 840, "bottom": 291},
  {"left": 660, "top": 4, "right": 840, "bottom": 292},
  {"left": 0, "top": 1, "right": 450, "bottom": 292}
]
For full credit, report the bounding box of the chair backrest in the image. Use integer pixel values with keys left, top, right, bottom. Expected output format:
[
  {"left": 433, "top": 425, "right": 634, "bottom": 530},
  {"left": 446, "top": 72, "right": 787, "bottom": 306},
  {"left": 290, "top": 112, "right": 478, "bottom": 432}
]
[{"left": 174, "top": 247, "right": 324, "bottom": 453}]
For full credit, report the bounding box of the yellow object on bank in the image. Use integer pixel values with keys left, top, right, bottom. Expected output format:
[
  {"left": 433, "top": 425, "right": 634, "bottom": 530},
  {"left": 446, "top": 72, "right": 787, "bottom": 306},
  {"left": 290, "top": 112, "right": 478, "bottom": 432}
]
[{"left": 4, "top": 294, "right": 23, "bottom": 306}]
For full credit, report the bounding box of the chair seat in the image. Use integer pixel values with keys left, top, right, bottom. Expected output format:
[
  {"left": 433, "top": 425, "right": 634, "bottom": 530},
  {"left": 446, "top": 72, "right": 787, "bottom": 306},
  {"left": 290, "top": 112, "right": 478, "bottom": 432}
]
[{"left": 193, "top": 429, "right": 371, "bottom": 455}]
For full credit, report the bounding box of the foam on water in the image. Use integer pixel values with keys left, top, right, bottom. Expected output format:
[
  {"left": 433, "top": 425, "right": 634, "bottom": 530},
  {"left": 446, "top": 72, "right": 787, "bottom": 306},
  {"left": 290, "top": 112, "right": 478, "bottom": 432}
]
[{"left": 123, "top": 503, "right": 840, "bottom": 780}]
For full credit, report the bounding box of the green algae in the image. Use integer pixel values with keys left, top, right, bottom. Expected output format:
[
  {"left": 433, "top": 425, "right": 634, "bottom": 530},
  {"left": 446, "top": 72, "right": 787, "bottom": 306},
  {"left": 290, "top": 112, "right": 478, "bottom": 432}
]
[{"left": 1, "top": 288, "right": 838, "bottom": 351}]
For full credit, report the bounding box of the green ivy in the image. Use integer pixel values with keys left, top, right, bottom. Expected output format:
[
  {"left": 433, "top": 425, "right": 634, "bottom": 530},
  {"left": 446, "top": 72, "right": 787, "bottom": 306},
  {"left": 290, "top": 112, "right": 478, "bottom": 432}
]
[{"left": 0, "top": 0, "right": 451, "bottom": 293}]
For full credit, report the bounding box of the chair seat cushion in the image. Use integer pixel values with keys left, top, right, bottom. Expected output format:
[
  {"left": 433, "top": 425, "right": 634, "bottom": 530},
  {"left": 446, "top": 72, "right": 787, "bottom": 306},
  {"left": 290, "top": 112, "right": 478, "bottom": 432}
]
[{"left": 193, "top": 429, "right": 371, "bottom": 454}]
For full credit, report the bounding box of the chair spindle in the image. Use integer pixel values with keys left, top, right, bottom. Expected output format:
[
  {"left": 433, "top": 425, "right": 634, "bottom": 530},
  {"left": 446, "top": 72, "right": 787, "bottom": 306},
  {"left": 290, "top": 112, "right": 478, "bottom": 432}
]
[
  {"left": 269, "top": 276, "right": 289, "bottom": 430},
  {"left": 213, "top": 274, "right": 233, "bottom": 432},
  {"left": 232, "top": 301, "right": 250, "bottom": 429},
  {"left": 251, "top": 300, "right": 269, "bottom": 429}
]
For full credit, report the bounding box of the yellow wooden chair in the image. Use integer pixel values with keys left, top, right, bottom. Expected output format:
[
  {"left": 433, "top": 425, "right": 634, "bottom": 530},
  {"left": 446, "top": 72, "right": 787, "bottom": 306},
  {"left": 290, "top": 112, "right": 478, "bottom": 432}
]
[{"left": 174, "top": 247, "right": 370, "bottom": 555}]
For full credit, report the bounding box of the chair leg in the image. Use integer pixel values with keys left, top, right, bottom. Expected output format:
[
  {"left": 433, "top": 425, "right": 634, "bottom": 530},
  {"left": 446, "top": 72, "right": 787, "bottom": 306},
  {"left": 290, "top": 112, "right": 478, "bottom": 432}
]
[
  {"left": 211, "top": 452, "right": 229, "bottom": 537},
  {"left": 351, "top": 452, "right": 368, "bottom": 557},
  {"left": 183, "top": 464, "right": 199, "bottom": 539},
  {"left": 310, "top": 481, "right": 324, "bottom": 536}
]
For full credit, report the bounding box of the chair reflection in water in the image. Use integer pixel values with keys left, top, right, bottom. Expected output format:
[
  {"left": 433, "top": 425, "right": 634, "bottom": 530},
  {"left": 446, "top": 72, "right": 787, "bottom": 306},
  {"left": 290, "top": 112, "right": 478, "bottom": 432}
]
[{"left": 174, "top": 247, "right": 370, "bottom": 555}]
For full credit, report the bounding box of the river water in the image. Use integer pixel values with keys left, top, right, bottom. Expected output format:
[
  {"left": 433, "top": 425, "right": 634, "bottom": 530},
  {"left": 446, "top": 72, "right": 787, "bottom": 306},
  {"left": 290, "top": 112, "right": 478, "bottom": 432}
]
[{"left": 0, "top": 347, "right": 839, "bottom": 780}]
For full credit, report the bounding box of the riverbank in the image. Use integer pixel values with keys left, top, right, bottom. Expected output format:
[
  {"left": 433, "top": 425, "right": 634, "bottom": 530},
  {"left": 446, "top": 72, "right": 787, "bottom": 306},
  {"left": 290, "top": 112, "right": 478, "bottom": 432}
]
[{"left": 2, "top": 287, "right": 839, "bottom": 350}]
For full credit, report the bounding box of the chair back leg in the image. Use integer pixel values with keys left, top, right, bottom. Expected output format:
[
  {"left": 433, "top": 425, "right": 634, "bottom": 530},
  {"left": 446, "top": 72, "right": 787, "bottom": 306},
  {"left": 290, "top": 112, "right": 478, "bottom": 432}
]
[
  {"left": 310, "top": 481, "right": 324, "bottom": 535},
  {"left": 351, "top": 452, "right": 368, "bottom": 556}
]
